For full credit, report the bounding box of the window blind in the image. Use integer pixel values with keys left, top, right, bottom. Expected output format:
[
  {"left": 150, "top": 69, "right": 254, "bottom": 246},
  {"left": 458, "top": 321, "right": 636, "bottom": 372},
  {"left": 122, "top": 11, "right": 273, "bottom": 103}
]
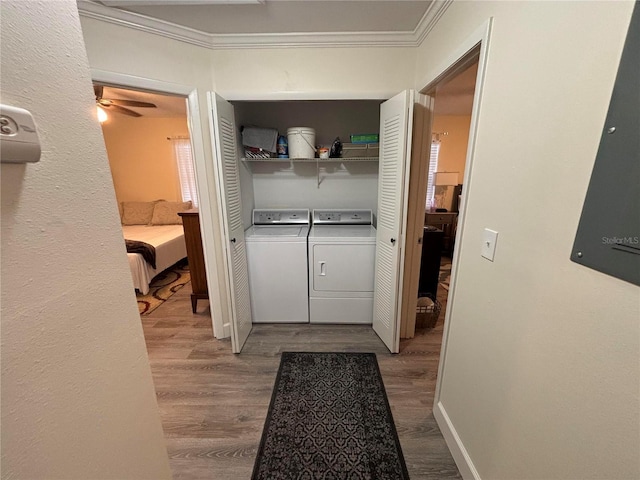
[
  {"left": 425, "top": 141, "right": 440, "bottom": 209},
  {"left": 171, "top": 137, "right": 198, "bottom": 207}
]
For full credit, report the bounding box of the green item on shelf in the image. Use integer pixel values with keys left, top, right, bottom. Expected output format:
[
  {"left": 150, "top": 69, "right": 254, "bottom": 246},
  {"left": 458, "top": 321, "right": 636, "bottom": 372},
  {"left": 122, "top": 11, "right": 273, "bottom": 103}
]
[{"left": 350, "top": 134, "right": 379, "bottom": 144}]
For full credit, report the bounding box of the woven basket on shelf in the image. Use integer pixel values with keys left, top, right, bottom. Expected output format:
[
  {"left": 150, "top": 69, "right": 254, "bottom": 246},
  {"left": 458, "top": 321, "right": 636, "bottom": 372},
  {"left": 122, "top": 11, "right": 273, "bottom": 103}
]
[
  {"left": 244, "top": 147, "right": 273, "bottom": 159},
  {"left": 416, "top": 295, "right": 441, "bottom": 329}
]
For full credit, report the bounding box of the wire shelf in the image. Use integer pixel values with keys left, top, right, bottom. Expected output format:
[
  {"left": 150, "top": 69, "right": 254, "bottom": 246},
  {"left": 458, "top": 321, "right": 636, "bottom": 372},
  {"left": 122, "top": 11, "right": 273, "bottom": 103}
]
[{"left": 241, "top": 157, "right": 378, "bottom": 163}]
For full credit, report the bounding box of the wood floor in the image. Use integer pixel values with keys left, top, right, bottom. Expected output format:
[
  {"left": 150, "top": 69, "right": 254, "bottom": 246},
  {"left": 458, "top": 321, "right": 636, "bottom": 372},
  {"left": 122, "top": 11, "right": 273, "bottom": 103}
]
[{"left": 141, "top": 277, "right": 461, "bottom": 479}]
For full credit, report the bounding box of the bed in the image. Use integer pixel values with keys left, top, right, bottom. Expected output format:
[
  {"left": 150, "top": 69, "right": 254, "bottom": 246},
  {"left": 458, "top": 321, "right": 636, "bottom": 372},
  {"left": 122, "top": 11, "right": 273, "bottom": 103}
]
[
  {"left": 119, "top": 200, "right": 191, "bottom": 294},
  {"left": 122, "top": 225, "right": 187, "bottom": 295}
]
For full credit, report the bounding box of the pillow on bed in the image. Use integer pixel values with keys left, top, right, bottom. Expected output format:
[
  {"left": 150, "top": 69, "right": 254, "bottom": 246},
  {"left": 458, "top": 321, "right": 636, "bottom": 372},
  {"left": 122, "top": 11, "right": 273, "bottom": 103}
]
[
  {"left": 150, "top": 201, "right": 192, "bottom": 225},
  {"left": 122, "top": 201, "right": 157, "bottom": 225},
  {"left": 118, "top": 202, "right": 124, "bottom": 223}
]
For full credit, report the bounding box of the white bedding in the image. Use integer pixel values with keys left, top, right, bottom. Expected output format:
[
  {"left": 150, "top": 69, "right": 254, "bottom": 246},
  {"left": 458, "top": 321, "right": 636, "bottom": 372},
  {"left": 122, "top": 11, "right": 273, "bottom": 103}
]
[{"left": 122, "top": 225, "right": 187, "bottom": 294}]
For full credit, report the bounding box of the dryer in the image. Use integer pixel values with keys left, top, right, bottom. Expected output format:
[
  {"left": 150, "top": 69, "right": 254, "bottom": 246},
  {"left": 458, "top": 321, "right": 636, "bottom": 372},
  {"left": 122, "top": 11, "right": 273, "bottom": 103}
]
[
  {"left": 308, "top": 209, "right": 376, "bottom": 324},
  {"left": 245, "top": 209, "right": 310, "bottom": 323}
]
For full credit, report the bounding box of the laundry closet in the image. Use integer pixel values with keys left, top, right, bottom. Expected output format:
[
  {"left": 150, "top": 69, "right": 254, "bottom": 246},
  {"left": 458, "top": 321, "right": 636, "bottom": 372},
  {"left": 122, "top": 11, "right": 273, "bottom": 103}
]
[
  {"left": 209, "top": 90, "right": 418, "bottom": 353},
  {"left": 231, "top": 100, "right": 383, "bottom": 226}
]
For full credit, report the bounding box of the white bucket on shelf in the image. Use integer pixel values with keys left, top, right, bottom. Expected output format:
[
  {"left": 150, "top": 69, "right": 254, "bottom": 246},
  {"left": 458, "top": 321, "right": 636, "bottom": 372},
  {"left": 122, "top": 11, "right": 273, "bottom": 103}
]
[{"left": 287, "top": 127, "right": 316, "bottom": 159}]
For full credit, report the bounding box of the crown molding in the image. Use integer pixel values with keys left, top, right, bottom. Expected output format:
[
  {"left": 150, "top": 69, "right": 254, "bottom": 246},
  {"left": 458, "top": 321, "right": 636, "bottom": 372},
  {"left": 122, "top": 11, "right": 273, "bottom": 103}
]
[
  {"left": 77, "top": 0, "right": 451, "bottom": 49},
  {"left": 414, "top": 0, "right": 454, "bottom": 46},
  {"left": 78, "top": 0, "right": 212, "bottom": 48}
]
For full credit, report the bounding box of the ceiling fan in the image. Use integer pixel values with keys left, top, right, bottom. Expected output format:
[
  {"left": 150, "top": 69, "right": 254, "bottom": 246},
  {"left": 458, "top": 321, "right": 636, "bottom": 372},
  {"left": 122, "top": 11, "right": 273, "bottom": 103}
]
[{"left": 94, "top": 85, "right": 157, "bottom": 118}]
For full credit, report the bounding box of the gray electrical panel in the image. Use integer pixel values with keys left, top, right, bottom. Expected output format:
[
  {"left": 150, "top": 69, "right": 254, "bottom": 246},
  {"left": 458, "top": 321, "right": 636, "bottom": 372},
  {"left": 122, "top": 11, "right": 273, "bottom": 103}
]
[{"left": 571, "top": 4, "right": 640, "bottom": 286}]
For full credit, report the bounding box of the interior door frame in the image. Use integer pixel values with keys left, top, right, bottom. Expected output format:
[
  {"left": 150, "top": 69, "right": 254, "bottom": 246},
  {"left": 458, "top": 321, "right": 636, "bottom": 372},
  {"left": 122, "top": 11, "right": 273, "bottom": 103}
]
[
  {"left": 414, "top": 19, "right": 493, "bottom": 480},
  {"left": 90, "top": 69, "right": 226, "bottom": 338}
]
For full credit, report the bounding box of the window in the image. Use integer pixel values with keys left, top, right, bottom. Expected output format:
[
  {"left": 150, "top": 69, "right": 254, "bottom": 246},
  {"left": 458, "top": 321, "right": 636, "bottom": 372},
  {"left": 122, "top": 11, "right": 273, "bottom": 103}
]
[
  {"left": 425, "top": 141, "right": 440, "bottom": 209},
  {"left": 171, "top": 137, "right": 198, "bottom": 207}
]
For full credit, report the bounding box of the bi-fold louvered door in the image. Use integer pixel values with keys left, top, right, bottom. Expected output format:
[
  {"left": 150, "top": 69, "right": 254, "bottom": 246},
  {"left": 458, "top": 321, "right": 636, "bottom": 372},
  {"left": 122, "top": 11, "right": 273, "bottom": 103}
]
[
  {"left": 373, "top": 90, "right": 415, "bottom": 353},
  {"left": 209, "top": 93, "right": 252, "bottom": 353}
]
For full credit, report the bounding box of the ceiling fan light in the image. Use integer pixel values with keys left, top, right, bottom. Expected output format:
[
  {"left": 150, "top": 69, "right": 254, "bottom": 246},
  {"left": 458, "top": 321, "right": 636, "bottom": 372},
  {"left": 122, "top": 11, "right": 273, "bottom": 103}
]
[{"left": 97, "top": 105, "right": 108, "bottom": 123}]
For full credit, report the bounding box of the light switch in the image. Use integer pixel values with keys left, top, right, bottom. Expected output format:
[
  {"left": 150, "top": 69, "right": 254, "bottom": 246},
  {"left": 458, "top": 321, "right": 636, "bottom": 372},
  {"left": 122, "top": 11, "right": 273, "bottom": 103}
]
[{"left": 481, "top": 228, "right": 498, "bottom": 261}]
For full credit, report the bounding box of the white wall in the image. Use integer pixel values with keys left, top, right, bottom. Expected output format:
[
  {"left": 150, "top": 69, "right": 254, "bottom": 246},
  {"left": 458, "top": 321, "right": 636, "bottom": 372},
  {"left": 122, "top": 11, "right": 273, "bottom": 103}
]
[
  {"left": 251, "top": 161, "right": 379, "bottom": 215},
  {"left": 211, "top": 47, "right": 415, "bottom": 100},
  {"left": 415, "top": 2, "right": 639, "bottom": 479},
  {"left": 0, "top": 2, "right": 171, "bottom": 478}
]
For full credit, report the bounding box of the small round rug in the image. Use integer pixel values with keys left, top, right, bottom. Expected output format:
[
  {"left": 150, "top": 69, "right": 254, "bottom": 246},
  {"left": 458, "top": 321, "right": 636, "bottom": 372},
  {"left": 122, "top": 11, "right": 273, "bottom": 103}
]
[{"left": 137, "top": 262, "right": 190, "bottom": 315}]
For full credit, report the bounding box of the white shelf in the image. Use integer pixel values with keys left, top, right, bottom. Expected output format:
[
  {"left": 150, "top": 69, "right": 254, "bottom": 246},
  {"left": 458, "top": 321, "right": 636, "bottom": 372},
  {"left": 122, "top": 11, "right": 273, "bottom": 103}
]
[
  {"left": 241, "top": 156, "right": 379, "bottom": 189},
  {"left": 242, "top": 157, "right": 378, "bottom": 163}
]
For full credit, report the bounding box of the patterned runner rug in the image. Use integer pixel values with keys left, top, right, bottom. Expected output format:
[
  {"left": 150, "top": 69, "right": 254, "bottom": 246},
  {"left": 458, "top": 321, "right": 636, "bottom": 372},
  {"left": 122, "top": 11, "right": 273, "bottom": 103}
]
[
  {"left": 252, "top": 352, "right": 409, "bottom": 480},
  {"left": 136, "top": 261, "right": 190, "bottom": 315}
]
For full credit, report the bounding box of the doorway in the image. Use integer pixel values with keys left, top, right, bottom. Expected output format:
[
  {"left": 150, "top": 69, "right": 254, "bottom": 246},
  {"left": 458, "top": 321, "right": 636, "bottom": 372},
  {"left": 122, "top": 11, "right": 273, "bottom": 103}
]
[
  {"left": 413, "top": 21, "right": 492, "bottom": 477},
  {"left": 401, "top": 47, "right": 480, "bottom": 342},
  {"left": 97, "top": 85, "right": 191, "bottom": 210},
  {"left": 97, "top": 84, "right": 201, "bottom": 316},
  {"left": 90, "top": 70, "right": 225, "bottom": 338},
  {"left": 423, "top": 56, "right": 479, "bottom": 326}
]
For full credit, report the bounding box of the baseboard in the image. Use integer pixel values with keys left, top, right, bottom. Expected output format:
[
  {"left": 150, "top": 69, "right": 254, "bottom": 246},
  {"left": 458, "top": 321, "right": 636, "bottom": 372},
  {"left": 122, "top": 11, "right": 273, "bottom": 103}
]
[{"left": 433, "top": 401, "right": 481, "bottom": 480}]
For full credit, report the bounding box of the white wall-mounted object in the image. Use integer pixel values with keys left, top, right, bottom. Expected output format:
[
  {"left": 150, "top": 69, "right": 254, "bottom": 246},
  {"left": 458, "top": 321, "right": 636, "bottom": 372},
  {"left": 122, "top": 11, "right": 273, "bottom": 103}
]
[
  {"left": 481, "top": 228, "right": 499, "bottom": 261},
  {"left": 0, "top": 104, "right": 41, "bottom": 164}
]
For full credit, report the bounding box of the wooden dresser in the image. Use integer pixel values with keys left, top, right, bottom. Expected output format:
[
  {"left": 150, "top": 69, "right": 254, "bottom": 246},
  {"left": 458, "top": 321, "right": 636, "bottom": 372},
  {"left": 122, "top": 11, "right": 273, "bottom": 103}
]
[{"left": 178, "top": 209, "right": 209, "bottom": 313}]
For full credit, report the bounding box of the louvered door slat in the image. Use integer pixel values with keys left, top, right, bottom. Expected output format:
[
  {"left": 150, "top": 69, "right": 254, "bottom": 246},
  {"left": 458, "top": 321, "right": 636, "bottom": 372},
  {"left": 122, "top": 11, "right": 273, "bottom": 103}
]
[
  {"left": 372, "top": 90, "right": 413, "bottom": 353},
  {"left": 232, "top": 240, "right": 252, "bottom": 332},
  {"left": 210, "top": 93, "right": 252, "bottom": 353}
]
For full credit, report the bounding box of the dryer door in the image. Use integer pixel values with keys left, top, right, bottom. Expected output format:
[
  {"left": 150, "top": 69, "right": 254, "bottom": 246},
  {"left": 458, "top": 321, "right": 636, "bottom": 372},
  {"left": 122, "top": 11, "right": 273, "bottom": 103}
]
[{"left": 312, "top": 244, "right": 375, "bottom": 294}]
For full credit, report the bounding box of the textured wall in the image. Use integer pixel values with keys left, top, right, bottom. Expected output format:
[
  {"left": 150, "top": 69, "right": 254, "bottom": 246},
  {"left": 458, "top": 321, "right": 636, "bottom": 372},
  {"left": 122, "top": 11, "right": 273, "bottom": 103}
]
[
  {"left": 0, "top": 2, "right": 172, "bottom": 478},
  {"left": 415, "top": 2, "right": 640, "bottom": 479}
]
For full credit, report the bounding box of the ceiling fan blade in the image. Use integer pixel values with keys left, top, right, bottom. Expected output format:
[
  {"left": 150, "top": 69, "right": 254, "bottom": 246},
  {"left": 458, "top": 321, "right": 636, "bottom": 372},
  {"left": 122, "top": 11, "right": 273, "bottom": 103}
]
[
  {"left": 107, "top": 99, "right": 157, "bottom": 108},
  {"left": 108, "top": 104, "right": 143, "bottom": 117},
  {"left": 94, "top": 84, "right": 104, "bottom": 100}
]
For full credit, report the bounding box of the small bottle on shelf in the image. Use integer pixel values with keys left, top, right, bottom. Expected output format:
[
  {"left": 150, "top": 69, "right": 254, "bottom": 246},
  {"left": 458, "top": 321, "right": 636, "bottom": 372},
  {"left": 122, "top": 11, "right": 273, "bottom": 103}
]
[{"left": 277, "top": 135, "right": 288, "bottom": 158}]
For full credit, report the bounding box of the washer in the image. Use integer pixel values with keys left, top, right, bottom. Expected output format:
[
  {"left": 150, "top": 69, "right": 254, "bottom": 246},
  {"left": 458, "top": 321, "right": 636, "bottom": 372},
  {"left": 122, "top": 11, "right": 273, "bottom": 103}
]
[
  {"left": 245, "top": 209, "right": 310, "bottom": 323},
  {"left": 308, "top": 209, "right": 377, "bottom": 324}
]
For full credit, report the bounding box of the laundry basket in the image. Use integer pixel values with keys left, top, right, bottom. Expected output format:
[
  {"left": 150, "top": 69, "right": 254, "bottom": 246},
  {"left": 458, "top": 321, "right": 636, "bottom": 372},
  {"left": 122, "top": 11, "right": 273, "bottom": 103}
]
[{"left": 416, "top": 295, "right": 441, "bottom": 329}]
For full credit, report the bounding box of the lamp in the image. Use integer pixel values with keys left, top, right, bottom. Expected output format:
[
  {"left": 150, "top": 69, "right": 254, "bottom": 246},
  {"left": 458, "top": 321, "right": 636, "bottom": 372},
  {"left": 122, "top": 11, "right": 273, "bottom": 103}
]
[
  {"left": 97, "top": 105, "right": 108, "bottom": 123},
  {"left": 434, "top": 172, "right": 458, "bottom": 186},
  {"left": 433, "top": 172, "right": 458, "bottom": 211}
]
